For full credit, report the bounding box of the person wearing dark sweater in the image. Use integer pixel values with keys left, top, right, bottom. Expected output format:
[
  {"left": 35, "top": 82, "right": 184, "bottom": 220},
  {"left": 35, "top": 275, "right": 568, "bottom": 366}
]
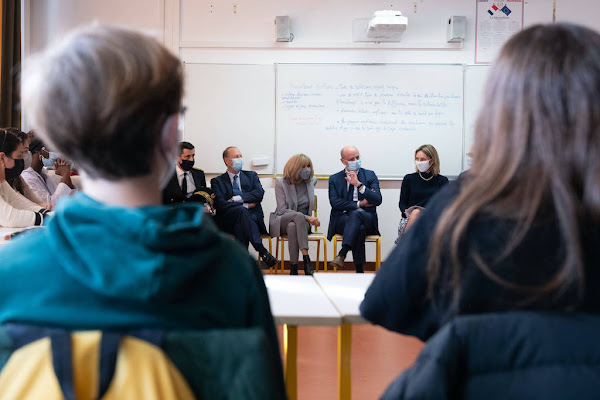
[
  {"left": 399, "top": 144, "right": 448, "bottom": 233},
  {"left": 361, "top": 23, "right": 600, "bottom": 347}
]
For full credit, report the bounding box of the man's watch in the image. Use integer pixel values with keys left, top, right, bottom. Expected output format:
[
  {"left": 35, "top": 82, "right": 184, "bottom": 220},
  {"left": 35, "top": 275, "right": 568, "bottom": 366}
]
[{"left": 357, "top": 183, "right": 364, "bottom": 190}]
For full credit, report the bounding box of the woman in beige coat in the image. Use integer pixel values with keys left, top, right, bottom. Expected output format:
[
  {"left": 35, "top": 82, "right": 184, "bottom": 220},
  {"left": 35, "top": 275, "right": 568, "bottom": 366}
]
[{"left": 269, "top": 154, "right": 320, "bottom": 275}]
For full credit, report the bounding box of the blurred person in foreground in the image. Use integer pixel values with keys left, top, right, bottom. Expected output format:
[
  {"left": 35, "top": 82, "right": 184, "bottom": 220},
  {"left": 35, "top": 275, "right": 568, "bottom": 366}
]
[{"left": 0, "top": 25, "right": 284, "bottom": 397}]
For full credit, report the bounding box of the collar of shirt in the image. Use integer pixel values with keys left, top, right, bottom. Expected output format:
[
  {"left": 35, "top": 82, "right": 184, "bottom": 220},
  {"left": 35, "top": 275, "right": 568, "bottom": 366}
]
[
  {"left": 26, "top": 166, "right": 48, "bottom": 182},
  {"left": 176, "top": 165, "right": 186, "bottom": 179},
  {"left": 227, "top": 170, "right": 240, "bottom": 185}
]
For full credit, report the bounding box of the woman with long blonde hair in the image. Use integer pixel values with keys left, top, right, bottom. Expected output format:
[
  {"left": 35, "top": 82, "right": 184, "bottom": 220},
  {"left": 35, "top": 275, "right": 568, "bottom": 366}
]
[
  {"left": 361, "top": 23, "right": 600, "bottom": 341},
  {"left": 269, "top": 154, "right": 320, "bottom": 275}
]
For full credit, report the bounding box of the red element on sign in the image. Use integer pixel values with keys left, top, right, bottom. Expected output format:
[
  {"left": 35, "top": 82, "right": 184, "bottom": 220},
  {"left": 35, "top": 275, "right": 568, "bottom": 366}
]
[{"left": 492, "top": 5, "right": 499, "bottom": 11}]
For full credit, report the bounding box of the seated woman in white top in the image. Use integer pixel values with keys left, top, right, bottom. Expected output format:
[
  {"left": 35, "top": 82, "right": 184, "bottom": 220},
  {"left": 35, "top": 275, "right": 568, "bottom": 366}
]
[
  {"left": 0, "top": 131, "right": 50, "bottom": 227},
  {"left": 21, "top": 139, "right": 77, "bottom": 206}
]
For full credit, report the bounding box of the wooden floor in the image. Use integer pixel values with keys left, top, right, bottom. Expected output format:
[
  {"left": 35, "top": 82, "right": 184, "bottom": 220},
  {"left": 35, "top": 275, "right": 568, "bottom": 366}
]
[{"left": 275, "top": 318, "right": 423, "bottom": 400}]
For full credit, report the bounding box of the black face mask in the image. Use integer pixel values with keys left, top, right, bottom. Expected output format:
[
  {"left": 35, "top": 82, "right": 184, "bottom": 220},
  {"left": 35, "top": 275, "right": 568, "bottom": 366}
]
[
  {"left": 5, "top": 159, "right": 24, "bottom": 181},
  {"left": 180, "top": 159, "right": 194, "bottom": 171}
]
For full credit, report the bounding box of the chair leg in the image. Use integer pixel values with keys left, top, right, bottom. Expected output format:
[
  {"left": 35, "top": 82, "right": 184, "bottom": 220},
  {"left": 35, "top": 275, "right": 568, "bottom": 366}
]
[
  {"left": 273, "top": 237, "right": 280, "bottom": 274},
  {"left": 281, "top": 237, "right": 285, "bottom": 274},
  {"left": 324, "top": 238, "right": 328, "bottom": 272},
  {"left": 376, "top": 237, "right": 381, "bottom": 271},
  {"left": 316, "top": 241, "right": 320, "bottom": 273},
  {"left": 333, "top": 236, "right": 338, "bottom": 273}
]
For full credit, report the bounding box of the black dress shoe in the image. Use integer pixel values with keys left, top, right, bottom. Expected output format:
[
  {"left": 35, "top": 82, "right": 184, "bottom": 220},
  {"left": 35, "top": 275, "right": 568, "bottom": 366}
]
[
  {"left": 290, "top": 264, "right": 298, "bottom": 275},
  {"left": 303, "top": 257, "right": 314, "bottom": 276},
  {"left": 261, "top": 252, "right": 279, "bottom": 269},
  {"left": 355, "top": 265, "right": 364, "bottom": 273}
]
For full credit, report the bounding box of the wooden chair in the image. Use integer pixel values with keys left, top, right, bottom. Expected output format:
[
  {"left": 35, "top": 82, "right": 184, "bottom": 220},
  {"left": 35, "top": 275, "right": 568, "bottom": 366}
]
[
  {"left": 274, "top": 195, "right": 328, "bottom": 274},
  {"left": 332, "top": 234, "right": 381, "bottom": 272}
]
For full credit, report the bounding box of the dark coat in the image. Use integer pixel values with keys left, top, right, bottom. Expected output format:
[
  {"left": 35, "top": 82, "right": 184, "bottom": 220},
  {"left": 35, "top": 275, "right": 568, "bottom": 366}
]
[
  {"left": 327, "top": 168, "right": 382, "bottom": 241},
  {"left": 210, "top": 170, "right": 267, "bottom": 234},
  {"left": 381, "top": 312, "right": 600, "bottom": 400},
  {"left": 360, "top": 180, "right": 600, "bottom": 341},
  {"left": 162, "top": 168, "right": 206, "bottom": 205}
]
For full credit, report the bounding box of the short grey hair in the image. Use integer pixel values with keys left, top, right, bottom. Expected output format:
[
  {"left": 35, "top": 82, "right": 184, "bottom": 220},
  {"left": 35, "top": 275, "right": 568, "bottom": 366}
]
[{"left": 21, "top": 25, "right": 183, "bottom": 179}]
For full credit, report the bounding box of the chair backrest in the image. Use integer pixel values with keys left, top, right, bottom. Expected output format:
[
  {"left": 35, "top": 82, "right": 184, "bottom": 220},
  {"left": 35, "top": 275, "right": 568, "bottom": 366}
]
[
  {"left": 381, "top": 312, "right": 600, "bottom": 400},
  {"left": 0, "top": 324, "right": 287, "bottom": 400}
]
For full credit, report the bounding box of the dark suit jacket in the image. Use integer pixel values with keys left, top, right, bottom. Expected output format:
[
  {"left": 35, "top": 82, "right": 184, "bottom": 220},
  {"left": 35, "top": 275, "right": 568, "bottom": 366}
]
[
  {"left": 162, "top": 168, "right": 207, "bottom": 205},
  {"left": 210, "top": 170, "right": 267, "bottom": 234},
  {"left": 327, "top": 168, "right": 382, "bottom": 240}
]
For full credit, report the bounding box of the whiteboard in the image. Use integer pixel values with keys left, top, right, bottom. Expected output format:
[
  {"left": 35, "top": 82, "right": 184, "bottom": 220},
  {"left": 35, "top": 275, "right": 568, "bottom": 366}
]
[
  {"left": 182, "top": 63, "right": 275, "bottom": 174},
  {"left": 464, "top": 65, "right": 491, "bottom": 169},
  {"left": 276, "top": 64, "right": 464, "bottom": 178}
]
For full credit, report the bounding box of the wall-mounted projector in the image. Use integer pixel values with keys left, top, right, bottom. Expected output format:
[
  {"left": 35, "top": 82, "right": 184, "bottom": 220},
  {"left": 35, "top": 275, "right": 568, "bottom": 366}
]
[{"left": 367, "top": 10, "right": 408, "bottom": 39}]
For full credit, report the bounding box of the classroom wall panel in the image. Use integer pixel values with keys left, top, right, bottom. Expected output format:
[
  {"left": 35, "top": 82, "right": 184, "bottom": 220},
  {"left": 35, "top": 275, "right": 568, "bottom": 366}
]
[{"left": 183, "top": 63, "right": 275, "bottom": 174}]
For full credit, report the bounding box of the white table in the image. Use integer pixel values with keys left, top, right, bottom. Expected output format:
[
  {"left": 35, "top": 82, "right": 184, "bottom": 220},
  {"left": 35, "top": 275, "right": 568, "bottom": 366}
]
[
  {"left": 313, "top": 273, "right": 376, "bottom": 400},
  {"left": 313, "top": 273, "right": 375, "bottom": 324},
  {"left": 263, "top": 275, "right": 342, "bottom": 400}
]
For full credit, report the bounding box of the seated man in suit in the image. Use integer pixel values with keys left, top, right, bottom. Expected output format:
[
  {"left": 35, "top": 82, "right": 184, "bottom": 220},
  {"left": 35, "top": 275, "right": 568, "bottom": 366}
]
[
  {"left": 162, "top": 141, "right": 206, "bottom": 204},
  {"left": 211, "top": 146, "right": 279, "bottom": 269},
  {"left": 328, "top": 145, "right": 382, "bottom": 273}
]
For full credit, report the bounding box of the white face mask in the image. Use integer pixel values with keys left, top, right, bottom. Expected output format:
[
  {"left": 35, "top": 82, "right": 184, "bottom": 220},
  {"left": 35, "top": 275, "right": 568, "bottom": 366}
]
[
  {"left": 415, "top": 160, "right": 430, "bottom": 173},
  {"left": 465, "top": 154, "right": 472, "bottom": 169},
  {"left": 22, "top": 152, "right": 32, "bottom": 170}
]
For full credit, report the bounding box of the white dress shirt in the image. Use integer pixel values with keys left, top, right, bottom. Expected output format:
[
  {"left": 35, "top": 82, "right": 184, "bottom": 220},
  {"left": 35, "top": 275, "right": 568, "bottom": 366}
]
[
  {"left": 176, "top": 166, "right": 196, "bottom": 198},
  {"left": 226, "top": 170, "right": 249, "bottom": 208},
  {"left": 345, "top": 169, "right": 366, "bottom": 207}
]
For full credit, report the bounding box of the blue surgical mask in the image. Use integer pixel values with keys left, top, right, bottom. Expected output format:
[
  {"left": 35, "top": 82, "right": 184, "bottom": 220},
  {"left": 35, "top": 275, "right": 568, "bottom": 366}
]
[
  {"left": 299, "top": 168, "right": 312, "bottom": 181},
  {"left": 231, "top": 158, "right": 243, "bottom": 172},
  {"left": 42, "top": 152, "right": 60, "bottom": 168},
  {"left": 347, "top": 160, "right": 361, "bottom": 171}
]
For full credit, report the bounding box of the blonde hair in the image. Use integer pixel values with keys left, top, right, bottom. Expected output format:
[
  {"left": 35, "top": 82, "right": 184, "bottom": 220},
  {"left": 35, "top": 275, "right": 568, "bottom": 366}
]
[
  {"left": 21, "top": 25, "right": 183, "bottom": 179},
  {"left": 414, "top": 144, "right": 441, "bottom": 176},
  {"left": 283, "top": 154, "right": 313, "bottom": 184}
]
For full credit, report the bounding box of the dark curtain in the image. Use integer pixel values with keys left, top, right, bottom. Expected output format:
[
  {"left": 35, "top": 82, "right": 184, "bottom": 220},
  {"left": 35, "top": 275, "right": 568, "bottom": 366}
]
[{"left": 0, "top": 0, "right": 21, "bottom": 128}]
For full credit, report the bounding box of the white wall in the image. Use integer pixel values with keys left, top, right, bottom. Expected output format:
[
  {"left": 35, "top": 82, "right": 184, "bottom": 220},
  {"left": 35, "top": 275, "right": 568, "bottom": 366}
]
[
  {"left": 26, "top": 0, "right": 165, "bottom": 54},
  {"left": 24, "top": 0, "right": 600, "bottom": 265}
]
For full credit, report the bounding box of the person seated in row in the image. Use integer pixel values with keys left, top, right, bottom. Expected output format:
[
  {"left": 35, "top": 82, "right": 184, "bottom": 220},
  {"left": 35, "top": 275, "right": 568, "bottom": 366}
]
[
  {"left": 328, "top": 145, "right": 382, "bottom": 273},
  {"left": 162, "top": 141, "right": 206, "bottom": 204},
  {"left": 361, "top": 22, "right": 600, "bottom": 344},
  {"left": 21, "top": 139, "right": 77, "bottom": 206},
  {"left": 398, "top": 144, "right": 448, "bottom": 234},
  {"left": 211, "top": 146, "right": 279, "bottom": 269},
  {"left": 269, "top": 154, "right": 320, "bottom": 275},
  {"left": 1, "top": 25, "right": 284, "bottom": 390},
  {"left": 3, "top": 128, "right": 45, "bottom": 207},
  {"left": 0, "top": 130, "right": 50, "bottom": 227}
]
